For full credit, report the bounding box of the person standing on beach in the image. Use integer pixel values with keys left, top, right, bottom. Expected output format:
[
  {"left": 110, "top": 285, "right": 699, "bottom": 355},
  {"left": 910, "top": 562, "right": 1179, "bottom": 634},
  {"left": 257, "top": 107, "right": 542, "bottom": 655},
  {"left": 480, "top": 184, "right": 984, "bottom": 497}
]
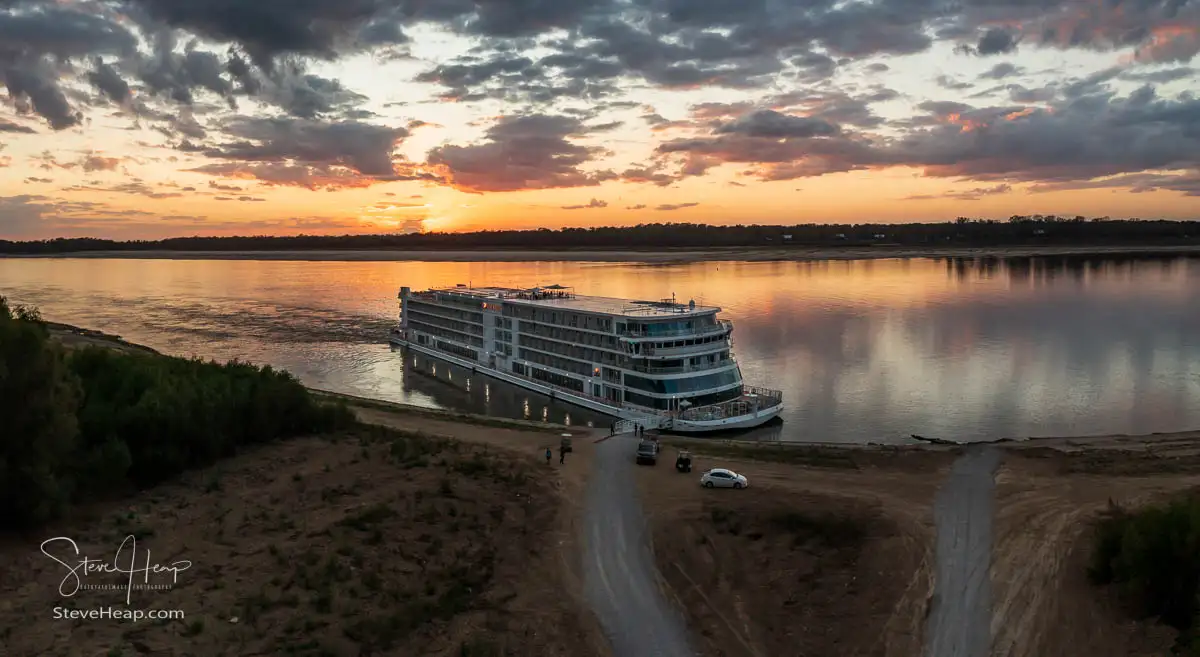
[
  {"left": 545, "top": 447, "right": 552, "bottom": 464},
  {"left": 559, "top": 446, "right": 565, "bottom": 464}
]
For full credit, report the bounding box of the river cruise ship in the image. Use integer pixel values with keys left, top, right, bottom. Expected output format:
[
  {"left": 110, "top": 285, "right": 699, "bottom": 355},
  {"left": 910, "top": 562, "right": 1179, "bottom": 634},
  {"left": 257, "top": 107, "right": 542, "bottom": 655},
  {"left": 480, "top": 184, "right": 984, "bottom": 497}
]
[{"left": 388, "top": 284, "right": 783, "bottom": 433}]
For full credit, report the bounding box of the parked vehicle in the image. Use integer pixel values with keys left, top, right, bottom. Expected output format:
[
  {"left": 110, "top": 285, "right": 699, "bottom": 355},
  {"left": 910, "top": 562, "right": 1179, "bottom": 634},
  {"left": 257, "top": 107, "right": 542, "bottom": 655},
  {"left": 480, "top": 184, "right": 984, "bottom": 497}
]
[
  {"left": 700, "top": 468, "right": 749, "bottom": 489},
  {"left": 636, "top": 439, "right": 659, "bottom": 465},
  {"left": 675, "top": 450, "right": 693, "bottom": 472},
  {"left": 560, "top": 434, "right": 573, "bottom": 454}
]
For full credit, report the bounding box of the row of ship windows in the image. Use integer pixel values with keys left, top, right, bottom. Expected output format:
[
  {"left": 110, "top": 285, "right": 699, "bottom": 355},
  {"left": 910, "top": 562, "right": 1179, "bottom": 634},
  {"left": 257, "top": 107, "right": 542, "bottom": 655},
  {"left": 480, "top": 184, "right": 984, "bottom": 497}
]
[
  {"left": 516, "top": 335, "right": 619, "bottom": 367},
  {"left": 412, "top": 341, "right": 743, "bottom": 413},
  {"left": 503, "top": 306, "right": 615, "bottom": 332},
  {"left": 415, "top": 299, "right": 717, "bottom": 337},
  {"left": 413, "top": 325, "right": 736, "bottom": 394},
  {"left": 408, "top": 309, "right": 483, "bottom": 336},
  {"left": 408, "top": 321, "right": 484, "bottom": 347},
  {"left": 625, "top": 318, "right": 718, "bottom": 335},
  {"left": 643, "top": 333, "right": 727, "bottom": 350},
  {"left": 408, "top": 300, "right": 483, "bottom": 324},
  {"left": 623, "top": 369, "right": 740, "bottom": 394},
  {"left": 412, "top": 301, "right": 722, "bottom": 351},
  {"left": 518, "top": 321, "right": 621, "bottom": 350}
]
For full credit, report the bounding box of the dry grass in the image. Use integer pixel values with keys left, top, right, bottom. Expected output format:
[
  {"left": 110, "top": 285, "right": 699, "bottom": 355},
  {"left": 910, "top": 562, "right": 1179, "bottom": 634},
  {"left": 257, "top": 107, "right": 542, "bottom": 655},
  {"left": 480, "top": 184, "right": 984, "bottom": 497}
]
[{"left": 0, "top": 424, "right": 601, "bottom": 657}]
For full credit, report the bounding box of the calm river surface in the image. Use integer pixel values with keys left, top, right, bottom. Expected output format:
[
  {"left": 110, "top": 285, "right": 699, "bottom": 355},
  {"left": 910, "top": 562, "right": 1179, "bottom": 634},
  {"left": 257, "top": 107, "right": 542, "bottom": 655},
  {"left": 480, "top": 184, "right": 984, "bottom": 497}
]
[{"left": 3, "top": 255, "right": 1199, "bottom": 444}]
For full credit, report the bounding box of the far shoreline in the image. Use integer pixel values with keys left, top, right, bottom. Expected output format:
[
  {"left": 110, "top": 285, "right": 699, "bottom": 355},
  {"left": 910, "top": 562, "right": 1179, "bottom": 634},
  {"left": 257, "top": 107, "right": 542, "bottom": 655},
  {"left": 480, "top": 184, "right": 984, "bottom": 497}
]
[{"left": 7, "top": 243, "right": 1200, "bottom": 263}]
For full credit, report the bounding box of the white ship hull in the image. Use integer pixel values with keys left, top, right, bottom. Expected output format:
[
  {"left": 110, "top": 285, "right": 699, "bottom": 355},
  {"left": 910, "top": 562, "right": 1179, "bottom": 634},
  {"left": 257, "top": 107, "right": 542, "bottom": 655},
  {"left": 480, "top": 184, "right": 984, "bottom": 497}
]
[{"left": 389, "top": 334, "right": 782, "bottom": 434}]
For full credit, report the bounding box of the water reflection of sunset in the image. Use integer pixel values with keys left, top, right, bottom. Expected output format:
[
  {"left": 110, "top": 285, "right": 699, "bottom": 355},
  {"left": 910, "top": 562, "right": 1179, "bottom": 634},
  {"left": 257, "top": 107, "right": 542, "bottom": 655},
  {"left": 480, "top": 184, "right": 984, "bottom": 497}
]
[{"left": 2, "top": 256, "right": 1197, "bottom": 443}]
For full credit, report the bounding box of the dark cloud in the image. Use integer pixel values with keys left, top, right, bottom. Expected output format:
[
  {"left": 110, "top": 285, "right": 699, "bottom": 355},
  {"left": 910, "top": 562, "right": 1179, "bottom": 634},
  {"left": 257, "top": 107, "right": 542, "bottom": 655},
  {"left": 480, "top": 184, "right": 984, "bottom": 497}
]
[
  {"left": 188, "top": 162, "right": 381, "bottom": 190},
  {"left": 903, "top": 184, "right": 1012, "bottom": 201},
  {"left": 976, "top": 28, "right": 1020, "bottom": 56},
  {"left": 1, "top": 0, "right": 1197, "bottom": 208},
  {"left": 879, "top": 84, "right": 1200, "bottom": 193},
  {"left": 620, "top": 164, "right": 678, "bottom": 186},
  {"left": 936, "top": 75, "right": 973, "bottom": 90},
  {"left": 655, "top": 202, "right": 698, "bottom": 211},
  {"left": 0, "top": 4, "right": 138, "bottom": 129},
  {"left": 980, "top": 63, "right": 1023, "bottom": 80},
  {"left": 62, "top": 180, "right": 184, "bottom": 199},
  {"left": 176, "top": 115, "right": 433, "bottom": 189},
  {"left": 627, "top": 203, "right": 647, "bottom": 209},
  {"left": 203, "top": 116, "right": 408, "bottom": 176},
  {"left": 409, "top": 0, "right": 1197, "bottom": 106},
  {"left": 0, "top": 5, "right": 138, "bottom": 58},
  {"left": 427, "top": 114, "right": 615, "bottom": 193},
  {"left": 768, "top": 89, "right": 897, "bottom": 129},
  {"left": 87, "top": 58, "right": 133, "bottom": 104},
  {"left": 31, "top": 150, "right": 126, "bottom": 172},
  {"left": 561, "top": 198, "right": 607, "bottom": 209},
  {"left": 1002, "top": 83, "right": 1058, "bottom": 104},
  {"left": 714, "top": 110, "right": 840, "bottom": 139},
  {"left": 1119, "top": 67, "right": 1197, "bottom": 83},
  {"left": 120, "top": 0, "right": 409, "bottom": 63},
  {"left": 2, "top": 61, "right": 83, "bottom": 130},
  {"left": 253, "top": 63, "right": 372, "bottom": 118},
  {"left": 1027, "top": 172, "right": 1200, "bottom": 196},
  {"left": 690, "top": 102, "right": 754, "bottom": 120},
  {"left": 654, "top": 107, "right": 879, "bottom": 182},
  {"left": 0, "top": 194, "right": 51, "bottom": 236},
  {"left": 81, "top": 153, "right": 122, "bottom": 172},
  {"left": 416, "top": 52, "right": 622, "bottom": 103},
  {"left": 635, "top": 67, "right": 1200, "bottom": 197}
]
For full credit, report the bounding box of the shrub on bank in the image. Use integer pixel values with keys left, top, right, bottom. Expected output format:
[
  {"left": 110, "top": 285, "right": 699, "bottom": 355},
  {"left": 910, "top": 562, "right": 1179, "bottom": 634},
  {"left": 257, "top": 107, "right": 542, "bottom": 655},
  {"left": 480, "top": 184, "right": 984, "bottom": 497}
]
[
  {"left": 1088, "top": 493, "right": 1200, "bottom": 653},
  {"left": 0, "top": 297, "right": 353, "bottom": 529}
]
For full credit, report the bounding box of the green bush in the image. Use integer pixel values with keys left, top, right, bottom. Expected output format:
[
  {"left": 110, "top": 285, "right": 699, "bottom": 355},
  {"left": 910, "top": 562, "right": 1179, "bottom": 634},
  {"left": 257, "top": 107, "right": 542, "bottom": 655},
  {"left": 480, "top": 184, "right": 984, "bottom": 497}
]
[
  {"left": 0, "top": 297, "right": 354, "bottom": 529},
  {"left": 1088, "top": 493, "right": 1200, "bottom": 651},
  {"left": 0, "top": 299, "right": 81, "bottom": 527}
]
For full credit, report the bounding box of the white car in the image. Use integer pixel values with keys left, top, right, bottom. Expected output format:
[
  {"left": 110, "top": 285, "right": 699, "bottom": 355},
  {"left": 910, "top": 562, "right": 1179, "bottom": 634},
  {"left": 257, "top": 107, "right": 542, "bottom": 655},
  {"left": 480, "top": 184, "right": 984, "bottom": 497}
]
[{"left": 700, "top": 468, "right": 749, "bottom": 489}]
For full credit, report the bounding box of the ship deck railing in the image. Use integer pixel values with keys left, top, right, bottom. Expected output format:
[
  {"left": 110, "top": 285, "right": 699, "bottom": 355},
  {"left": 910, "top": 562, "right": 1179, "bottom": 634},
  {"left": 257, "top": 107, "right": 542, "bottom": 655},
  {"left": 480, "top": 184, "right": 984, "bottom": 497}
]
[
  {"left": 628, "top": 359, "right": 736, "bottom": 375},
  {"left": 507, "top": 370, "right": 623, "bottom": 410},
  {"left": 640, "top": 340, "right": 731, "bottom": 358},
  {"left": 676, "top": 387, "right": 784, "bottom": 422},
  {"left": 620, "top": 319, "right": 732, "bottom": 340}
]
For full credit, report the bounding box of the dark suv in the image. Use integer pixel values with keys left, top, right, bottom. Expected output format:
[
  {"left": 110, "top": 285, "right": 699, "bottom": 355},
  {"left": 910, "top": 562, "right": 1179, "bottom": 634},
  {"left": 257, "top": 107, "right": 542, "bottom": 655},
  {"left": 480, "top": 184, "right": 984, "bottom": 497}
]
[{"left": 635, "top": 439, "right": 659, "bottom": 465}]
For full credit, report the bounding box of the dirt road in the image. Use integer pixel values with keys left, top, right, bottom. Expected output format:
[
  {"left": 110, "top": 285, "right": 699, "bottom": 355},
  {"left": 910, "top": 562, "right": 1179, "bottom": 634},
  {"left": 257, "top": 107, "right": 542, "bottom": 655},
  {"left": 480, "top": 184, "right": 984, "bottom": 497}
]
[
  {"left": 584, "top": 435, "right": 695, "bottom": 657},
  {"left": 925, "top": 447, "right": 1001, "bottom": 657}
]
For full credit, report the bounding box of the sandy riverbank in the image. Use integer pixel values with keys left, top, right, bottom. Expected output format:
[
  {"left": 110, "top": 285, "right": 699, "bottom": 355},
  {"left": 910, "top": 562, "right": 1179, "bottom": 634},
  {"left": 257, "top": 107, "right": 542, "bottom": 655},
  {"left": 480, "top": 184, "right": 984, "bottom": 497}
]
[
  {"left": 635, "top": 433, "right": 1200, "bottom": 657},
  {"left": 0, "top": 415, "right": 608, "bottom": 656},
  {"left": 9, "top": 244, "right": 1200, "bottom": 262},
  {"left": 35, "top": 319, "right": 1200, "bottom": 655}
]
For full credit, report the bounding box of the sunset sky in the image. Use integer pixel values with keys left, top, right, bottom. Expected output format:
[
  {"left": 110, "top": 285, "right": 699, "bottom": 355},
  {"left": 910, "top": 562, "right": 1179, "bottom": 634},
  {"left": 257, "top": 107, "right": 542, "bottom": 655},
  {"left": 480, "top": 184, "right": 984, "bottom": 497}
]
[{"left": 1, "top": 0, "right": 1198, "bottom": 239}]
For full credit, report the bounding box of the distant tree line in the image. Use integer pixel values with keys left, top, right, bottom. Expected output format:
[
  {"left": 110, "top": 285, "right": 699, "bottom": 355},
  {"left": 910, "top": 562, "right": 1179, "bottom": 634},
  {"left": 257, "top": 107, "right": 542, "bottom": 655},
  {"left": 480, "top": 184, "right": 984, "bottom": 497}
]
[
  {"left": 0, "top": 298, "right": 353, "bottom": 529},
  {"left": 2, "top": 217, "right": 1199, "bottom": 253},
  {"left": 1089, "top": 495, "right": 1200, "bottom": 654}
]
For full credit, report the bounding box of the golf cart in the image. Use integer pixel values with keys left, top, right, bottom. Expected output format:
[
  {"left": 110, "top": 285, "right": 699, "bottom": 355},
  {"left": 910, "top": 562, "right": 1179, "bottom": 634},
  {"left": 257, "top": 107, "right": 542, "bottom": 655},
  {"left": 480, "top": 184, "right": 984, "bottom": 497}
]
[
  {"left": 675, "top": 450, "right": 693, "bottom": 473},
  {"left": 560, "top": 433, "right": 573, "bottom": 454}
]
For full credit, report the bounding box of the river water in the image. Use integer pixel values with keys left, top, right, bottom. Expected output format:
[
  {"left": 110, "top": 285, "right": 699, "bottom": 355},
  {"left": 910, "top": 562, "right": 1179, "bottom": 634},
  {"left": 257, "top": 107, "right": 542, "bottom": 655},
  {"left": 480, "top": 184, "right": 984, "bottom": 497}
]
[{"left": 2, "top": 255, "right": 1198, "bottom": 443}]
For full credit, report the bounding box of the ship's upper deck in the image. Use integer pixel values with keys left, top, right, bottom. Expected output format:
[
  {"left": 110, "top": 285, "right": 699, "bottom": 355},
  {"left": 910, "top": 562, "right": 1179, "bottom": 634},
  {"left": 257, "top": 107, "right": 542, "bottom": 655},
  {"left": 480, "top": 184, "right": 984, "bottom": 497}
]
[{"left": 415, "top": 285, "right": 721, "bottom": 318}]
